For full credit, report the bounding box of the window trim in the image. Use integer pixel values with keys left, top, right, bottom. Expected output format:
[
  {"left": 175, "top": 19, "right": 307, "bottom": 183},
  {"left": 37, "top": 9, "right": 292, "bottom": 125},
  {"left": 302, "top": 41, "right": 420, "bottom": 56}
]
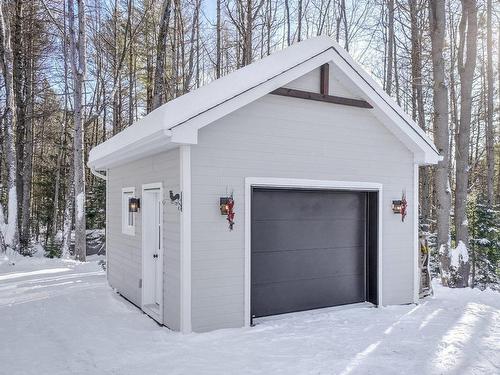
[{"left": 122, "top": 187, "right": 136, "bottom": 236}]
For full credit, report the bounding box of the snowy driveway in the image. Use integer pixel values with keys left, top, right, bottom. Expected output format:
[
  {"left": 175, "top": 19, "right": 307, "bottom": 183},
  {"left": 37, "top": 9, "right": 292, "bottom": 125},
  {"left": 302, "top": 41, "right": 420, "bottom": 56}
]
[{"left": 0, "top": 256, "right": 499, "bottom": 375}]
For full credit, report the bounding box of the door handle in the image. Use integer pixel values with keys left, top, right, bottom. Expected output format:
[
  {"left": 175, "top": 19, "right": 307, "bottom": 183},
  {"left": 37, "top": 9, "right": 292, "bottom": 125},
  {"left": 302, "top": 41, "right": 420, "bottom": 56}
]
[{"left": 153, "top": 254, "right": 158, "bottom": 259}]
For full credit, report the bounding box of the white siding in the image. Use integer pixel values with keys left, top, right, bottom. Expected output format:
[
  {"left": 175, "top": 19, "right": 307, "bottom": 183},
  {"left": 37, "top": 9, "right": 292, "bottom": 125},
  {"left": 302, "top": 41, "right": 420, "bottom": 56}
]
[
  {"left": 284, "top": 64, "right": 359, "bottom": 98},
  {"left": 107, "top": 148, "right": 181, "bottom": 330},
  {"left": 190, "top": 94, "right": 416, "bottom": 332}
]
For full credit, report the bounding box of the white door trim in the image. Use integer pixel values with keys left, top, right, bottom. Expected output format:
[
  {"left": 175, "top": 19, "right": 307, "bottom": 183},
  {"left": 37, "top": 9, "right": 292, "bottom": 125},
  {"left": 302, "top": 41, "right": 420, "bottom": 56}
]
[
  {"left": 244, "top": 177, "right": 384, "bottom": 327},
  {"left": 141, "top": 182, "right": 164, "bottom": 324}
]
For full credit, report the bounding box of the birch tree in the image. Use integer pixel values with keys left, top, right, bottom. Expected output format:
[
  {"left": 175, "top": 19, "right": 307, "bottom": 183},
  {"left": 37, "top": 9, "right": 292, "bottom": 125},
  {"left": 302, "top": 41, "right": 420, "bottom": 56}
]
[
  {"left": 429, "top": 0, "right": 451, "bottom": 284},
  {"left": 0, "top": 0, "right": 19, "bottom": 252},
  {"left": 453, "top": 0, "right": 477, "bottom": 287},
  {"left": 68, "top": 0, "right": 87, "bottom": 261}
]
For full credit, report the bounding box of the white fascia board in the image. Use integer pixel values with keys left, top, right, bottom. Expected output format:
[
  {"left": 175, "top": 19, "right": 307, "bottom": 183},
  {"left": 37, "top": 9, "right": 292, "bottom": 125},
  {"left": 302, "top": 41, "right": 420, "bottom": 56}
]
[
  {"left": 326, "top": 47, "right": 440, "bottom": 164},
  {"left": 179, "top": 145, "right": 192, "bottom": 333},
  {"left": 171, "top": 46, "right": 440, "bottom": 165},
  {"left": 89, "top": 36, "right": 441, "bottom": 169},
  {"left": 170, "top": 52, "right": 333, "bottom": 137},
  {"left": 88, "top": 107, "right": 173, "bottom": 169},
  {"left": 88, "top": 128, "right": 174, "bottom": 170}
]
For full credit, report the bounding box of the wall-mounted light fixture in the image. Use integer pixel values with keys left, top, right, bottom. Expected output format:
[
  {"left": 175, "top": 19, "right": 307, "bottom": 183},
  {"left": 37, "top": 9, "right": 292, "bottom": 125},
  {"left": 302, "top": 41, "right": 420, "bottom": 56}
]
[
  {"left": 129, "top": 197, "right": 140, "bottom": 213},
  {"left": 220, "top": 196, "right": 235, "bottom": 230},
  {"left": 392, "top": 200, "right": 403, "bottom": 214},
  {"left": 392, "top": 191, "right": 407, "bottom": 222},
  {"left": 220, "top": 197, "right": 231, "bottom": 215}
]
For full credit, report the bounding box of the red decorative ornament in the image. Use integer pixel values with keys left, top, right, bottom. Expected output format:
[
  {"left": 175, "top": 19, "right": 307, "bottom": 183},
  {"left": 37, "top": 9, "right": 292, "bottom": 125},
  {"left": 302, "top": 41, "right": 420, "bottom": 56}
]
[
  {"left": 226, "top": 197, "right": 235, "bottom": 230},
  {"left": 400, "top": 191, "right": 408, "bottom": 222}
]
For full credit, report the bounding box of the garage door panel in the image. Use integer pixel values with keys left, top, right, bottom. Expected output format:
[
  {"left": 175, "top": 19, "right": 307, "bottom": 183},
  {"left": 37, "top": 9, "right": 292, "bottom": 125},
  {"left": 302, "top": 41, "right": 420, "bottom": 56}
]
[
  {"left": 252, "top": 190, "right": 364, "bottom": 221},
  {"left": 252, "top": 219, "right": 365, "bottom": 252},
  {"left": 252, "top": 274, "right": 365, "bottom": 317},
  {"left": 251, "top": 188, "right": 367, "bottom": 318},
  {"left": 252, "top": 246, "right": 365, "bottom": 284}
]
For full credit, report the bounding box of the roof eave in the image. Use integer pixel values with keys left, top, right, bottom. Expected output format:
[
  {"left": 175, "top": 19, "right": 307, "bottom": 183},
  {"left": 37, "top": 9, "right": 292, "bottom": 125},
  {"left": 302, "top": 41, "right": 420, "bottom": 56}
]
[{"left": 88, "top": 129, "right": 173, "bottom": 170}]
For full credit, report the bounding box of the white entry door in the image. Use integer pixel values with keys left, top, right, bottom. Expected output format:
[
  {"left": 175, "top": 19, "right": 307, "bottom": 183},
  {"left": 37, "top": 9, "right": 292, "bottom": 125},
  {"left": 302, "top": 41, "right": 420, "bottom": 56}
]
[{"left": 142, "top": 183, "right": 163, "bottom": 324}]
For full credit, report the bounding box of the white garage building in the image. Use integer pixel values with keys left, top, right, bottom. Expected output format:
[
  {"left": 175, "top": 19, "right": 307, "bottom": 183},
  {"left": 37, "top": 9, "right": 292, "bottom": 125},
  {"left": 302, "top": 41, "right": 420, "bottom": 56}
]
[{"left": 88, "top": 36, "right": 441, "bottom": 333}]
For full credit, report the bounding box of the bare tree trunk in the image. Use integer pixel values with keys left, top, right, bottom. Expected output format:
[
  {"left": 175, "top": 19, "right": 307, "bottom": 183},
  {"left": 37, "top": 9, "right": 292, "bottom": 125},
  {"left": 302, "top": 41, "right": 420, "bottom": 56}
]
[
  {"left": 184, "top": 0, "right": 200, "bottom": 92},
  {"left": 429, "top": 0, "right": 451, "bottom": 285},
  {"left": 485, "top": 0, "right": 495, "bottom": 206},
  {"left": 244, "top": 0, "right": 253, "bottom": 65},
  {"left": 284, "top": 0, "right": 291, "bottom": 46},
  {"left": 112, "top": 0, "right": 120, "bottom": 134},
  {"left": 410, "top": 0, "right": 431, "bottom": 224},
  {"left": 265, "top": 0, "right": 271, "bottom": 55},
  {"left": 454, "top": 0, "right": 477, "bottom": 287},
  {"left": 144, "top": 0, "right": 153, "bottom": 113},
  {"left": 0, "top": 0, "right": 19, "bottom": 252},
  {"left": 68, "top": 0, "right": 87, "bottom": 261},
  {"left": 61, "top": 162, "right": 74, "bottom": 259},
  {"left": 52, "top": 1, "right": 70, "bottom": 237},
  {"left": 152, "top": 0, "right": 172, "bottom": 110},
  {"left": 127, "top": 0, "right": 134, "bottom": 126},
  {"left": 393, "top": 35, "right": 400, "bottom": 105},
  {"left": 341, "top": 0, "right": 348, "bottom": 51},
  {"left": 497, "top": 20, "right": 500, "bottom": 204},
  {"left": 385, "top": 0, "right": 394, "bottom": 95},
  {"left": 19, "top": 6, "right": 34, "bottom": 253},
  {"left": 297, "top": 0, "right": 303, "bottom": 42},
  {"left": 52, "top": 117, "right": 67, "bottom": 236},
  {"left": 171, "top": 0, "right": 180, "bottom": 97},
  {"left": 244, "top": 0, "right": 265, "bottom": 65},
  {"left": 216, "top": 0, "right": 222, "bottom": 78},
  {"left": 12, "top": 0, "right": 25, "bottom": 231}
]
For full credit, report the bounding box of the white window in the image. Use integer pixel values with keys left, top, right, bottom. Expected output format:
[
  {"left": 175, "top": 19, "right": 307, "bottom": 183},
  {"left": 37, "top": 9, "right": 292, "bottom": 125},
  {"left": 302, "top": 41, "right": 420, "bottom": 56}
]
[{"left": 122, "top": 187, "right": 136, "bottom": 235}]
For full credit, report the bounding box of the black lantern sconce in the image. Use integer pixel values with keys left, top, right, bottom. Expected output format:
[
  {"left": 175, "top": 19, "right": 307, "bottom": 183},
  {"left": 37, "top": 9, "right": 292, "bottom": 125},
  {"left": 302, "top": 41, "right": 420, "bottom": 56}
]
[
  {"left": 392, "top": 191, "right": 408, "bottom": 222},
  {"left": 392, "top": 200, "right": 403, "bottom": 214},
  {"left": 220, "top": 197, "right": 231, "bottom": 215},
  {"left": 220, "top": 196, "right": 235, "bottom": 230},
  {"left": 129, "top": 197, "right": 140, "bottom": 213}
]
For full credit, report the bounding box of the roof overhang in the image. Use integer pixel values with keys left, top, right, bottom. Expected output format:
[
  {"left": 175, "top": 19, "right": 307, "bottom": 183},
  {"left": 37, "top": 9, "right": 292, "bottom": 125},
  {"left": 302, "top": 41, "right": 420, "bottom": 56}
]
[{"left": 88, "top": 36, "right": 441, "bottom": 171}]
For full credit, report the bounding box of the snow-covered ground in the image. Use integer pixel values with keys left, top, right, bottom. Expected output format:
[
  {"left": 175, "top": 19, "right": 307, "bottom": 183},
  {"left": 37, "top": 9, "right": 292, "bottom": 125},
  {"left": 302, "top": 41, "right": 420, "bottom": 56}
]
[{"left": 1, "top": 254, "right": 499, "bottom": 375}]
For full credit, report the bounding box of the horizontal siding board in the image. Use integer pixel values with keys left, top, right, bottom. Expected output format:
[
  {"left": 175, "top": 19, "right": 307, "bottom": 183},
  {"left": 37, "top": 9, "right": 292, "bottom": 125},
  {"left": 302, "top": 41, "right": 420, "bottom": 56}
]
[
  {"left": 190, "top": 93, "right": 415, "bottom": 332},
  {"left": 107, "top": 148, "right": 181, "bottom": 331}
]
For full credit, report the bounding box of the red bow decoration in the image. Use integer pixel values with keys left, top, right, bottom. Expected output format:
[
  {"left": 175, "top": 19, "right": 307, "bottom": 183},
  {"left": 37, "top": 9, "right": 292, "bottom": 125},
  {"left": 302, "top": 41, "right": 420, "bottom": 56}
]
[
  {"left": 226, "top": 197, "right": 235, "bottom": 230},
  {"left": 401, "top": 191, "right": 407, "bottom": 222}
]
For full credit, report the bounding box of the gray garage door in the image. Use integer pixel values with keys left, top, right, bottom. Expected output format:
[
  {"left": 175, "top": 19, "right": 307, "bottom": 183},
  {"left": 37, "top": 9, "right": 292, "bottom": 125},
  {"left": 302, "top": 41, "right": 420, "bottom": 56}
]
[{"left": 251, "top": 188, "right": 367, "bottom": 318}]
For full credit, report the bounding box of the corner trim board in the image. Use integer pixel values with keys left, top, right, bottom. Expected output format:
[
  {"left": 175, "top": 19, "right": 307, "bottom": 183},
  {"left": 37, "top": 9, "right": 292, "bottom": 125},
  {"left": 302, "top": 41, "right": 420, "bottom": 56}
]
[
  {"left": 413, "top": 163, "right": 420, "bottom": 304},
  {"left": 180, "top": 145, "right": 192, "bottom": 333}
]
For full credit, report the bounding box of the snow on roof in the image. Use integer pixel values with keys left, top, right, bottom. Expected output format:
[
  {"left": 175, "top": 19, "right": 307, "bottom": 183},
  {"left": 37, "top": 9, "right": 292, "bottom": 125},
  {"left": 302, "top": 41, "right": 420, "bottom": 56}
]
[{"left": 88, "top": 36, "right": 440, "bottom": 170}]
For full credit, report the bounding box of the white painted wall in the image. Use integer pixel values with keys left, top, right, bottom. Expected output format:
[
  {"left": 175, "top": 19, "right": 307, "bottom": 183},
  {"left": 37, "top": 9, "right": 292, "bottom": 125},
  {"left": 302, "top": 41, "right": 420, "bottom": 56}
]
[
  {"left": 284, "top": 64, "right": 361, "bottom": 98},
  {"left": 190, "top": 93, "right": 416, "bottom": 332},
  {"left": 106, "top": 148, "right": 181, "bottom": 330}
]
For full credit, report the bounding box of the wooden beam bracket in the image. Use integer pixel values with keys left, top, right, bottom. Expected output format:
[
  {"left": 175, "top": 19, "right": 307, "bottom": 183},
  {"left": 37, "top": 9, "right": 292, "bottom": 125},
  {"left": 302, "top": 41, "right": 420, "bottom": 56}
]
[
  {"left": 270, "top": 87, "right": 373, "bottom": 109},
  {"left": 320, "top": 63, "right": 329, "bottom": 95}
]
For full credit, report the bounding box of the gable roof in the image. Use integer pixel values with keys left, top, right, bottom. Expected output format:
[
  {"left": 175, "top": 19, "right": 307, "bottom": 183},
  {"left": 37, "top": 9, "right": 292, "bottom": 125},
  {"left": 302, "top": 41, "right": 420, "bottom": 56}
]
[{"left": 88, "top": 36, "right": 441, "bottom": 170}]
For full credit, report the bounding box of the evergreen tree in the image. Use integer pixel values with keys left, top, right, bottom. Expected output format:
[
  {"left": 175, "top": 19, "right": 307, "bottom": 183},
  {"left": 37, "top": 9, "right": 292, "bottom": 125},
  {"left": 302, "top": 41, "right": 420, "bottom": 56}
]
[{"left": 469, "top": 195, "right": 500, "bottom": 290}]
